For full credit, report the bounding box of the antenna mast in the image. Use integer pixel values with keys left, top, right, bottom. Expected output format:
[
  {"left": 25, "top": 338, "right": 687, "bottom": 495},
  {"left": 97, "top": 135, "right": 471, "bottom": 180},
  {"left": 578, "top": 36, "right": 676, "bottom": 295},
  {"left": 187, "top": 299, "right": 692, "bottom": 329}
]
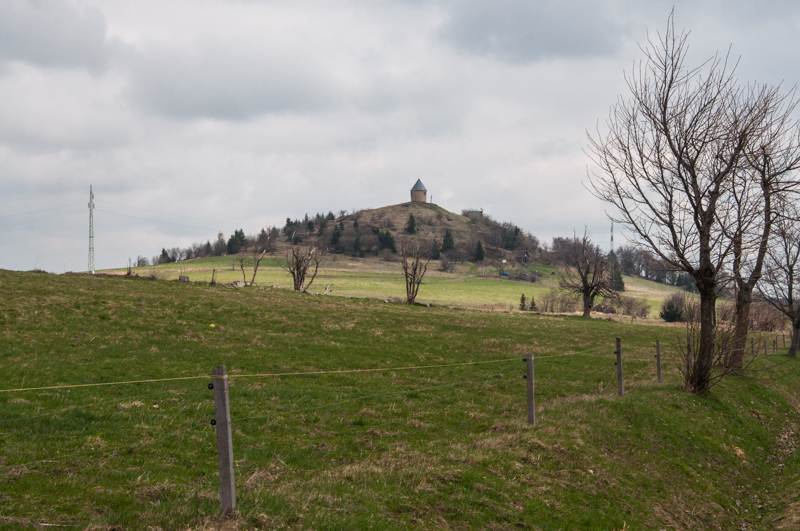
[
  {"left": 88, "top": 185, "right": 95, "bottom": 274},
  {"left": 610, "top": 220, "right": 614, "bottom": 253}
]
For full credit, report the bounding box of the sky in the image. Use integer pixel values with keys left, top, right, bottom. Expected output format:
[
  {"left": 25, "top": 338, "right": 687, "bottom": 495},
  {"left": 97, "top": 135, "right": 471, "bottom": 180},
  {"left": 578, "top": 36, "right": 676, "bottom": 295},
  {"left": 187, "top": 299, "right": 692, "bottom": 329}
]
[{"left": 1, "top": 0, "right": 800, "bottom": 272}]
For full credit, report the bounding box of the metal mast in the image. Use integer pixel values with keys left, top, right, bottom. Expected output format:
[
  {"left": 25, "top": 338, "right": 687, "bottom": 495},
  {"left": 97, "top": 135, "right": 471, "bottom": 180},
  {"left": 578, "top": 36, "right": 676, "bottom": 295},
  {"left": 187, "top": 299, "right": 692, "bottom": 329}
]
[
  {"left": 610, "top": 220, "right": 614, "bottom": 254},
  {"left": 88, "top": 185, "right": 95, "bottom": 274}
]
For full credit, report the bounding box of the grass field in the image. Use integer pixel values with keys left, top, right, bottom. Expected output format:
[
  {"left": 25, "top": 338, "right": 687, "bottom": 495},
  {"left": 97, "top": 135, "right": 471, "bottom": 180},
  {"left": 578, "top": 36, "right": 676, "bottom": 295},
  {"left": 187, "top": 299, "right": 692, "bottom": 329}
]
[
  {"left": 1, "top": 269, "right": 799, "bottom": 530},
  {"left": 107, "top": 255, "right": 681, "bottom": 314}
]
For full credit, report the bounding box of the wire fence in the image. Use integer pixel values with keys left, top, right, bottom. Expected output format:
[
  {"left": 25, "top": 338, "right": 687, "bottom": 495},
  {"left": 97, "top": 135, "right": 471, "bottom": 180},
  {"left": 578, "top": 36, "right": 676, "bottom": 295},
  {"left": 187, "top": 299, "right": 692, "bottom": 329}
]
[{"left": 1, "top": 333, "right": 793, "bottom": 516}]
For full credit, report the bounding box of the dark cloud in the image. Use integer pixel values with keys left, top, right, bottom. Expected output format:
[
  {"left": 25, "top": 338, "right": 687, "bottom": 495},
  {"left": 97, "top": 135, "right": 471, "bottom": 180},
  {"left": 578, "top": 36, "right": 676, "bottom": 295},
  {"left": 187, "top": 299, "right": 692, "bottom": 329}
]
[
  {"left": 438, "top": 0, "right": 630, "bottom": 63},
  {"left": 0, "top": 0, "right": 109, "bottom": 71}
]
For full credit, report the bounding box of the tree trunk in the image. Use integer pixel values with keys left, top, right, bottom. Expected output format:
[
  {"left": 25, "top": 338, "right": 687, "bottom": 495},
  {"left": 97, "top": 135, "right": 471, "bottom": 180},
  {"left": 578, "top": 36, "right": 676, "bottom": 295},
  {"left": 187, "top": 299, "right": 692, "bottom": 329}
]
[
  {"left": 688, "top": 284, "right": 716, "bottom": 393},
  {"left": 791, "top": 319, "right": 800, "bottom": 357},
  {"left": 582, "top": 294, "right": 593, "bottom": 317},
  {"left": 730, "top": 287, "right": 753, "bottom": 370}
]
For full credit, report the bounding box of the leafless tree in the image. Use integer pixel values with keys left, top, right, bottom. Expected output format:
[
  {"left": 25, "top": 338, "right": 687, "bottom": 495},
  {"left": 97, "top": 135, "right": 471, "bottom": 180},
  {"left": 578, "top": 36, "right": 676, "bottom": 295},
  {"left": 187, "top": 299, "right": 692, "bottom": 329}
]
[
  {"left": 758, "top": 201, "right": 800, "bottom": 356},
  {"left": 726, "top": 110, "right": 800, "bottom": 368},
  {"left": 283, "top": 234, "right": 324, "bottom": 292},
  {"left": 401, "top": 239, "right": 430, "bottom": 304},
  {"left": 557, "top": 229, "right": 618, "bottom": 317},
  {"left": 586, "top": 15, "right": 790, "bottom": 393}
]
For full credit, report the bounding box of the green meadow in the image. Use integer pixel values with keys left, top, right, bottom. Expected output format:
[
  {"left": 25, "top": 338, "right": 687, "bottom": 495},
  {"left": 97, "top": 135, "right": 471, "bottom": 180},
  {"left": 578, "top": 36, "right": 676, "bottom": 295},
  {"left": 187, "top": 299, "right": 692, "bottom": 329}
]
[
  {"left": 116, "top": 255, "right": 673, "bottom": 313},
  {"left": 1, "top": 269, "right": 798, "bottom": 530}
]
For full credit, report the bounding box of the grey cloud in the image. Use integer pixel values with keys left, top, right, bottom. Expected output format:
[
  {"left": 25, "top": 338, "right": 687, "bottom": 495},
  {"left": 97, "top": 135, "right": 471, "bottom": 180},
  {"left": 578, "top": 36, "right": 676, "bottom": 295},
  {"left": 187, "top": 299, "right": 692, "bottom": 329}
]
[
  {"left": 438, "top": 0, "right": 630, "bottom": 63},
  {"left": 0, "top": 0, "right": 109, "bottom": 71},
  {"left": 125, "top": 40, "right": 339, "bottom": 121}
]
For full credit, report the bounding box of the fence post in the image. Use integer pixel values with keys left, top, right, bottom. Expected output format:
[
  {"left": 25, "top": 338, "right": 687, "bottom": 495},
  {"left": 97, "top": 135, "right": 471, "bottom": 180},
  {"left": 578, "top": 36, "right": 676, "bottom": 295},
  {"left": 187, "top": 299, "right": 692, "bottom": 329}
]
[
  {"left": 525, "top": 354, "right": 535, "bottom": 425},
  {"left": 774, "top": 338, "right": 777, "bottom": 356},
  {"left": 616, "top": 337, "right": 624, "bottom": 397},
  {"left": 655, "top": 340, "right": 662, "bottom": 384},
  {"left": 751, "top": 337, "right": 754, "bottom": 355},
  {"left": 212, "top": 366, "right": 236, "bottom": 515},
  {"left": 765, "top": 339, "right": 768, "bottom": 358}
]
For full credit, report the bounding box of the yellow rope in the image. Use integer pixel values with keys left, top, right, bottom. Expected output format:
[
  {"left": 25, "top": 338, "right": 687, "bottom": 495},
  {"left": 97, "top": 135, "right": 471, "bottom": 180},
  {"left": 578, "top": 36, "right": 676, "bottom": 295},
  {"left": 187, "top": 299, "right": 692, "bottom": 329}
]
[
  {"left": 235, "top": 357, "right": 521, "bottom": 379},
  {"left": 0, "top": 357, "right": 520, "bottom": 393},
  {"left": 0, "top": 375, "right": 209, "bottom": 393},
  {"left": 0, "top": 347, "right": 614, "bottom": 394}
]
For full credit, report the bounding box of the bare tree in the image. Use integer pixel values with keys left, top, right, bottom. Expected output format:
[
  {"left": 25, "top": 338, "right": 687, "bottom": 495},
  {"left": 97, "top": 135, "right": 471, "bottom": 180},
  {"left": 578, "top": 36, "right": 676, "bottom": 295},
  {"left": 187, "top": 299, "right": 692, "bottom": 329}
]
[
  {"left": 249, "top": 246, "right": 268, "bottom": 285},
  {"left": 557, "top": 230, "right": 618, "bottom": 317},
  {"left": 726, "top": 111, "right": 800, "bottom": 368},
  {"left": 587, "top": 15, "right": 787, "bottom": 393},
  {"left": 283, "top": 234, "right": 324, "bottom": 292},
  {"left": 758, "top": 201, "right": 800, "bottom": 356},
  {"left": 401, "top": 239, "right": 430, "bottom": 304}
]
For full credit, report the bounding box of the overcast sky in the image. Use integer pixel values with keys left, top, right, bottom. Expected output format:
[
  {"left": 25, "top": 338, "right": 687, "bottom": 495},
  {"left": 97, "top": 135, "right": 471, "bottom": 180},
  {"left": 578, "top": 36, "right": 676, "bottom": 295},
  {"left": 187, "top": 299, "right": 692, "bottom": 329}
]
[{"left": 1, "top": 0, "right": 799, "bottom": 272}]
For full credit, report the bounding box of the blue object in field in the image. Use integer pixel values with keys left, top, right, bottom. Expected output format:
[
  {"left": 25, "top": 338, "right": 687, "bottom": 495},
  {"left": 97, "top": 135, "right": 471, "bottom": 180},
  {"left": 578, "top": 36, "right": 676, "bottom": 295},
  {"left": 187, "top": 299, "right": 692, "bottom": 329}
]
[{"left": 501, "top": 272, "right": 509, "bottom": 276}]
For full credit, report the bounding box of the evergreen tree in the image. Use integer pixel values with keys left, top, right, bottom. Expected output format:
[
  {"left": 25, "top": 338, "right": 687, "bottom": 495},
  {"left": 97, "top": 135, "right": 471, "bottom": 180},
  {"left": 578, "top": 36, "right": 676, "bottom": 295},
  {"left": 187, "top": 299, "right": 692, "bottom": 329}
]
[
  {"left": 610, "top": 262, "right": 625, "bottom": 291},
  {"left": 353, "top": 218, "right": 359, "bottom": 229},
  {"left": 378, "top": 230, "right": 396, "bottom": 252},
  {"left": 430, "top": 239, "right": 441, "bottom": 260},
  {"left": 519, "top": 293, "right": 527, "bottom": 311},
  {"left": 529, "top": 297, "right": 538, "bottom": 311},
  {"left": 405, "top": 213, "right": 418, "bottom": 234},
  {"left": 354, "top": 234, "right": 362, "bottom": 257},
  {"left": 473, "top": 240, "right": 485, "bottom": 262},
  {"left": 306, "top": 220, "right": 315, "bottom": 232},
  {"left": 227, "top": 229, "right": 246, "bottom": 254},
  {"left": 442, "top": 229, "right": 455, "bottom": 252}
]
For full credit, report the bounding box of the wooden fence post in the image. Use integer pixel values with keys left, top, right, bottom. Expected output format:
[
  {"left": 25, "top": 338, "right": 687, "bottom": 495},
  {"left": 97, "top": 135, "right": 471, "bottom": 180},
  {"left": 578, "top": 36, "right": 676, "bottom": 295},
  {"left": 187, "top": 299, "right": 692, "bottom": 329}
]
[
  {"left": 774, "top": 338, "right": 777, "bottom": 356},
  {"left": 616, "top": 337, "right": 624, "bottom": 397},
  {"left": 525, "top": 354, "right": 535, "bottom": 425},
  {"left": 655, "top": 340, "right": 662, "bottom": 384},
  {"left": 751, "top": 337, "right": 754, "bottom": 355},
  {"left": 212, "top": 366, "right": 236, "bottom": 515}
]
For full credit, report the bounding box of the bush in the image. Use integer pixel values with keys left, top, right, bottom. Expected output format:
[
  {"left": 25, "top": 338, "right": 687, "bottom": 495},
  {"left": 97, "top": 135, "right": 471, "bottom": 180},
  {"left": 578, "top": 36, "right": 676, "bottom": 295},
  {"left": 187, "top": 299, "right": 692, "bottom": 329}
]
[
  {"left": 749, "top": 302, "right": 787, "bottom": 332},
  {"left": 660, "top": 293, "right": 684, "bottom": 322},
  {"left": 617, "top": 296, "right": 650, "bottom": 318}
]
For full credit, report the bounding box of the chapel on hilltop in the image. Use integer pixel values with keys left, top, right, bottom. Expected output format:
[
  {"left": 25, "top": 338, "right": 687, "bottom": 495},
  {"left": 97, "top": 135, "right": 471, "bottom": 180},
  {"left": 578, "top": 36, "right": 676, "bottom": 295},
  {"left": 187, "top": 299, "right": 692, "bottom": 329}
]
[{"left": 411, "top": 179, "right": 427, "bottom": 203}]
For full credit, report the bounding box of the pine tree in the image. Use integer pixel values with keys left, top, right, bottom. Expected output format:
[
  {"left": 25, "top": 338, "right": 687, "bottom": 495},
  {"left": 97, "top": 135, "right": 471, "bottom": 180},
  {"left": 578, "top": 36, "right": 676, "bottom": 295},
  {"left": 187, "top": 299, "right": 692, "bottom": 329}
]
[
  {"left": 529, "top": 297, "right": 538, "bottom": 311},
  {"left": 431, "top": 239, "right": 441, "bottom": 260},
  {"left": 405, "top": 213, "right": 417, "bottom": 234},
  {"left": 473, "top": 241, "right": 485, "bottom": 262},
  {"left": 442, "top": 229, "right": 455, "bottom": 252},
  {"left": 610, "top": 262, "right": 625, "bottom": 291},
  {"left": 519, "top": 293, "right": 527, "bottom": 311}
]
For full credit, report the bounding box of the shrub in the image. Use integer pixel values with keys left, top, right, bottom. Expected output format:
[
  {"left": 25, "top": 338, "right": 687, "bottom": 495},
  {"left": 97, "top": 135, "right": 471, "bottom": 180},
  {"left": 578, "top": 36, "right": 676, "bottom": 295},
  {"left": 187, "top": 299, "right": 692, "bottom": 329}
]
[
  {"left": 660, "top": 293, "right": 685, "bottom": 322},
  {"left": 617, "top": 296, "right": 650, "bottom": 318}
]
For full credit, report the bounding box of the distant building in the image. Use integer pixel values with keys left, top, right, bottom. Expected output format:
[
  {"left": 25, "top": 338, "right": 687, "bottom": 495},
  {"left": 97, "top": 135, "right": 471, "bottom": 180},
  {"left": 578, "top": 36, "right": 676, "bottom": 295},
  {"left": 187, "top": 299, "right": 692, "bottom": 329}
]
[
  {"left": 515, "top": 250, "right": 530, "bottom": 264},
  {"left": 464, "top": 209, "right": 483, "bottom": 221},
  {"left": 411, "top": 179, "right": 427, "bottom": 203}
]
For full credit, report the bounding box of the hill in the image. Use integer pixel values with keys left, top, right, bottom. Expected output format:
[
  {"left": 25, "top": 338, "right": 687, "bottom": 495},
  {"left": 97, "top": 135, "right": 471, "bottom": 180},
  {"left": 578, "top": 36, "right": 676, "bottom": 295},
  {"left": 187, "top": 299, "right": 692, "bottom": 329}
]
[{"left": 1, "top": 269, "right": 799, "bottom": 529}]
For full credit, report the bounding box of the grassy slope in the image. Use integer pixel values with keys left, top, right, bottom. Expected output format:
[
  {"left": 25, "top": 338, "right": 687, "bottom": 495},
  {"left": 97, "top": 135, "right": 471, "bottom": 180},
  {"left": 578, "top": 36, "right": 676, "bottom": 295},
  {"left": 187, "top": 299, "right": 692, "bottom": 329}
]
[
  {"left": 1, "top": 270, "right": 797, "bottom": 530},
  {"left": 109, "top": 254, "right": 683, "bottom": 313}
]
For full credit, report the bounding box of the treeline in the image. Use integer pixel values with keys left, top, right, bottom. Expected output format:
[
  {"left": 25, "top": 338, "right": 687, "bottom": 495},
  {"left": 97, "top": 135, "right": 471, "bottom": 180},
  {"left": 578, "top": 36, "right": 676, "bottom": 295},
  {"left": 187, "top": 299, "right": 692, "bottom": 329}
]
[{"left": 135, "top": 227, "right": 281, "bottom": 266}]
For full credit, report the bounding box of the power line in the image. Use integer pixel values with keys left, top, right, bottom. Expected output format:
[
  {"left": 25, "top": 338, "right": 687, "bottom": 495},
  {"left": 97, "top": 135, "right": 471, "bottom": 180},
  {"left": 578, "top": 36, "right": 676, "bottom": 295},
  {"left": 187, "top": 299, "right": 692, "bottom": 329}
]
[
  {"left": 95, "top": 199, "right": 262, "bottom": 229},
  {"left": 0, "top": 201, "right": 86, "bottom": 219},
  {"left": 0, "top": 209, "right": 85, "bottom": 229},
  {"left": 94, "top": 209, "right": 216, "bottom": 231}
]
